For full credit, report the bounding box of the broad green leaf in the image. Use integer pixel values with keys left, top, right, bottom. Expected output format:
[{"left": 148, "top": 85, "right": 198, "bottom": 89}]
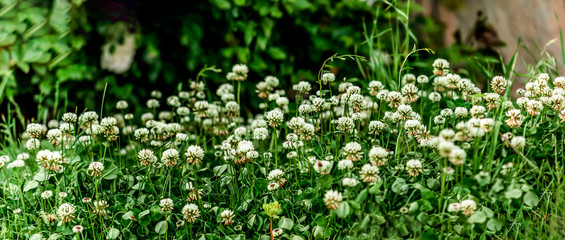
[
  {"left": 335, "top": 201, "right": 350, "bottom": 219},
  {"left": 290, "top": 236, "right": 305, "bottom": 240},
  {"left": 524, "top": 191, "right": 540, "bottom": 207},
  {"left": 355, "top": 189, "right": 368, "bottom": 203},
  {"left": 278, "top": 217, "right": 294, "bottom": 230},
  {"left": 487, "top": 218, "right": 503, "bottom": 232},
  {"left": 102, "top": 163, "right": 119, "bottom": 180},
  {"left": 30, "top": 234, "right": 43, "bottom": 240},
  {"left": 467, "top": 211, "right": 487, "bottom": 224},
  {"left": 122, "top": 211, "right": 134, "bottom": 220},
  {"left": 23, "top": 180, "right": 38, "bottom": 192},
  {"left": 391, "top": 177, "right": 407, "bottom": 193},
  {"left": 155, "top": 220, "right": 168, "bottom": 235},
  {"left": 107, "top": 227, "right": 120, "bottom": 239},
  {"left": 312, "top": 226, "right": 326, "bottom": 239},
  {"left": 504, "top": 188, "right": 522, "bottom": 199}
]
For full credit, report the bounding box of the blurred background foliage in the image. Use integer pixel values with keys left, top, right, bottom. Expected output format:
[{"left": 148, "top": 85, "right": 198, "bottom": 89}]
[{"left": 0, "top": 0, "right": 508, "bottom": 127}]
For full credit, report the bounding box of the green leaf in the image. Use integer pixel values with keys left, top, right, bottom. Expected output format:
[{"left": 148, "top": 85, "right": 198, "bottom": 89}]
[
  {"left": 48, "top": 50, "right": 71, "bottom": 70},
  {"left": 34, "top": 169, "right": 50, "bottom": 181},
  {"left": 524, "top": 191, "right": 540, "bottom": 207},
  {"left": 278, "top": 217, "right": 294, "bottom": 230},
  {"left": 0, "top": 32, "right": 16, "bottom": 46},
  {"left": 391, "top": 177, "right": 407, "bottom": 193},
  {"left": 319, "top": 175, "right": 333, "bottom": 189},
  {"left": 23, "top": 180, "right": 39, "bottom": 192},
  {"left": 254, "top": 178, "right": 268, "bottom": 191},
  {"left": 335, "top": 201, "right": 350, "bottom": 219},
  {"left": 106, "top": 227, "right": 120, "bottom": 239},
  {"left": 290, "top": 235, "right": 305, "bottom": 240},
  {"left": 234, "top": 0, "right": 245, "bottom": 6},
  {"left": 312, "top": 226, "right": 326, "bottom": 239},
  {"left": 267, "top": 47, "right": 287, "bottom": 60},
  {"left": 355, "top": 189, "right": 368, "bottom": 204},
  {"left": 30, "top": 234, "right": 43, "bottom": 240},
  {"left": 213, "top": 164, "right": 228, "bottom": 176},
  {"left": 122, "top": 211, "right": 134, "bottom": 220},
  {"left": 102, "top": 163, "right": 120, "bottom": 180},
  {"left": 504, "top": 188, "right": 523, "bottom": 199},
  {"left": 155, "top": 220, "right": 168, "bottom": 235},
  {"left": 487, "top": 218, "right": 503, "bottom": 232},
  {"left": 212, "top": 0, "right": 231, "bottom": 9},
  {"left": 467, "top": 211, "right": 487, "bottom": 224}
]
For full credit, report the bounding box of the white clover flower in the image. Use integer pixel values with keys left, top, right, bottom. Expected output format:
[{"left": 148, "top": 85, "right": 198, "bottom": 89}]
[
  {"left": 293, "top": 81, "right": 312, "bottom": 94},
  {"left": 182, "top": 203, "right": 200, "bottom": 223},
  {"left": 460, "top": 199, "right": 477, "bottom": 216},
  {"left": 253, "top": 127, "right": 269, "bottom": 141},
  {"left": 433, "top": 58, "right": 449, "bottom": 76},
  {"left": 434, "top": 116, "right": 445, "bottom": 125},
  {"left": 138, "top": 149, "right": 156, "bottom": 166},
  {"left": 505, "top": 109, "right": 523, "bottom": 128},
  {"left": 87, "top": 162, "right": 104, "bottom": 177},
  {"left": 437, "top": 140, "right": 455, "bottom": 157},
  {"left": 470, "top": 105, "right": 486, "bottom": 118},
  {"left": 406, "top": 159, "right": 422, "bottom": 176},
  {"left": 313, "top": 160, "right": 332, "bottom": 175},
  {"left": 369, "top": 146, "right": 389, "bottom": 166},
  {"left": 510, "top": 136, "right": 526, "bottom": 150},
  {"left": 7, "top": 159, "right": 25, "bottom": 169},
  {"left": 449, "top": 148, "right": 466, "bottom": 166},
  {"left": 116, "top": 100, "right": 128, "bottom": 110},
  {"left": 360, "top": 164, "right": 380, "bottom": 183},
  {"left": 41, "top": 190, "right": 53, "bottom": 199},
  {"left": 454, "top": 107, "right": 468, "bottom": 118},
  {"left": 402, "top": 84, "right": 419, "bottom": 103},
  {"left": 162, "top": 149, "right": 179, "bottom": 166},
  {"left": 93, "top": 200, "right": 109, "bottom": 215},
  {"left": 323, "top": 190, "right": 343, "bottom": 210},
  {"left": 342, "top": 142, "right": 363, "bottom": 161},
  {"left": 321, "top": 72, "right": 335, "bottom": 84},
  {"left": 57, "top": 203, "right": 76, "bottom": 222},
  {"left": 336, "top": 116, "right": 354, "bottom": 131},
  {"left": 376, "top": 90, "right": 389, "bottom": 101},
  {"left": 146, "top": 99, "right": 160, "bottom": 109},
  {"left": 396, "top": 104, "right": 413, "bottom": 119},
  {"left": 225, "top": 101, "right": 240, "bottom": 117},
  {"left": 428, "top": 92, "right": 441, "bottom": 102},
  {"left": 298, "top": 104, "right": 314, "bottom": 115},
  {"left": 220, "top": 209, "right": 235, "bottom": 225},
  {"left": 72, "top": 225, "right": 84, "bottom": 233},
  {"left": 62, "top": 112, "right": 78, "bottom": 123},
  {"left": 526, "top": 100, "right": 543, "bottom": 116},
  {"left": 264, "top": 75, "right": 279, "bottom": 88},
  {"left": 267, "top": 169, "right": 285, "bottom": 186},
  {"left": 287, "top": 117, "right": 305, "bottom": 131},
  {"left": 368, "top": 81, "right": 384, "bottom": 95},
  {"left": 27, "top": 123, "right": 45, "bottom": 139},
  {"left": 265, "top": 108, "right": 284, "bottom": 127},
  {"left": 480, "top": 118, "right": 495, "bottom": 132},
  {"left": 25, "top": 138, "right": 41, "bottom": 151},
  {"left": 491, "top": 76, "right": 507, "bottom": 94},
  {"left": 417, "top": 75, "right": 429, "bottom": 84},
  {"left": 447, "top": 203, "right": 461, "bottom": 213},
  {"left": 337, "top": 159, "right": 354, "bottom": 170},
  {"left": 342, "top": 178, "right": 359, "bottom": 187},
  {"left": 185, "top": 145, "right": 205, "bottom": 164},
  {"left": 273, "top": 228, "right": 283, "bottom": 237},
  {"left": 160, "top": 198, "right": 174, "bottom": 212},
  {"left": 386, "top": 91, "right": 402, "bottom": 108}
]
